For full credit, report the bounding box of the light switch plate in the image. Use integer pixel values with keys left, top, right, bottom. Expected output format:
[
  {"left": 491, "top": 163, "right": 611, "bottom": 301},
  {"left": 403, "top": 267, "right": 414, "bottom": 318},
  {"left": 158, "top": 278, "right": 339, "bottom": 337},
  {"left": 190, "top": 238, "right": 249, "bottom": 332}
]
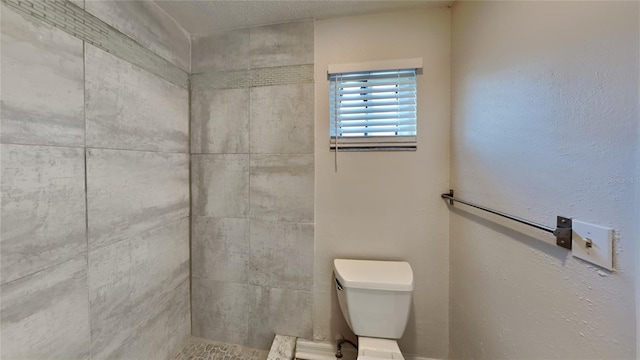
[{"left": 572, "top": 220, "right": 613, "bottom": 271}]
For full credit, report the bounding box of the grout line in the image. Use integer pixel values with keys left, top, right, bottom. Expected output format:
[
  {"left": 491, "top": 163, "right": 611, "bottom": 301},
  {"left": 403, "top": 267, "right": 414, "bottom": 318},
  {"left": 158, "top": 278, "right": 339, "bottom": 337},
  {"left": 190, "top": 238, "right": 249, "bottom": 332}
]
[
  {"left": 246, "top": 27, "right": 253, "bottom": 346},
  {"left": 0, "top": 142, "right": 190, "bottom": 155},
  {"left": 0, "top": 142, "right": 85, "bottom": 150},
  {"left": 0, "top": 253, "right": 88, "bottom": 287},
  {"left": 87, "top": 216, "right": 190, "bottom": 255},
  {"left": 188, "top": 72, "right": 195, "bottom": 338},
  {"left": 191, "top": 276, "right": 313, "bottom": 294},
  {"left": 82, "top": 39, "right": 94, "bottom": 359},
  {"left": 84, "top": 146, "right": 190, "bottom": 155}
]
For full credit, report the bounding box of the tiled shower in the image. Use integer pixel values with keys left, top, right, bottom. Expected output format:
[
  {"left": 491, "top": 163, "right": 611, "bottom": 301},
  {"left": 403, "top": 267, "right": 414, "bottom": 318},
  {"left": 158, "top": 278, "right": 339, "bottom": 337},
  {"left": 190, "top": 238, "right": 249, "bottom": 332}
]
[
  {"left": 1, "top": 0, "right": 314, "bottom": 358},
  {"left": 189, "top": 21, "right": 315, "bottom": 349}
]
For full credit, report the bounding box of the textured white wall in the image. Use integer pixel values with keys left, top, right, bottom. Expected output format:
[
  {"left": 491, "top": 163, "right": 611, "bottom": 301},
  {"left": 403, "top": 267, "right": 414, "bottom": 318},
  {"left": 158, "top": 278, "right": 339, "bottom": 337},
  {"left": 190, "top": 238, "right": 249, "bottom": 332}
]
[
  {"left": 314, "top": 8, "right": 451, "bottom": 359},
  {"left": 450, "top": 1, "right": 639, "bottom": 359}
]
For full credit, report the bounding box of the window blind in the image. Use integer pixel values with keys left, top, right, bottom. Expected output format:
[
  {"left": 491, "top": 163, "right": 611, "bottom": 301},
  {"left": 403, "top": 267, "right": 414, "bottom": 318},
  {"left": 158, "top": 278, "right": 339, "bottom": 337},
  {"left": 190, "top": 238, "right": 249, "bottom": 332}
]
[{"left": 329, "top": 69, "right": 417, "bottom": 150}]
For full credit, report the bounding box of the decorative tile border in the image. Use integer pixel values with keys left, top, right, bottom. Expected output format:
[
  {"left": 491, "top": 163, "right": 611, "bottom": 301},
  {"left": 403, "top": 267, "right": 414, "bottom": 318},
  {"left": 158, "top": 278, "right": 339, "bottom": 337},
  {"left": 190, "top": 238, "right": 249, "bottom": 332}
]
[
  {"left": 191, "top": 64, "right": 314, "bottom": 90},
  {"left": 252, "top": 65, "right": 314, "bottom": 87},
  {"left": 1, "top": 0, "right": 189, "bottom": 88}
]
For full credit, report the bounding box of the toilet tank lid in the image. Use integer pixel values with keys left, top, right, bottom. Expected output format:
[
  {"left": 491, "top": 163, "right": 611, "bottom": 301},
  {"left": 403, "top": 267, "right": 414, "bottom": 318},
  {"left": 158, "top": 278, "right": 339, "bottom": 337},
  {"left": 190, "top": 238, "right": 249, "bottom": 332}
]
[{"left": 333, "top": 259, "right": 413, "bottom": 291}]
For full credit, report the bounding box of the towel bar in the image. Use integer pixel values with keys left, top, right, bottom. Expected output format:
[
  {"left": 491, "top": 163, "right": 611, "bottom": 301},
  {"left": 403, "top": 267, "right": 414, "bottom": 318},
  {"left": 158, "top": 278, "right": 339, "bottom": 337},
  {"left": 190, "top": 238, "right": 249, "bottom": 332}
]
[{"left": 442, "top": 189, "right": 572, "bottom": 250}]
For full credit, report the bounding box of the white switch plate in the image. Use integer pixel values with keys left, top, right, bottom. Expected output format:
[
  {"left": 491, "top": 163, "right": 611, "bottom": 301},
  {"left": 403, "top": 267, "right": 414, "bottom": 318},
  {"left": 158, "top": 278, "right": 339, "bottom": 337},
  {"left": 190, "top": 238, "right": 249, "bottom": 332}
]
[{"left": 572, "top": 220, "right": 613, "bottom": 271}]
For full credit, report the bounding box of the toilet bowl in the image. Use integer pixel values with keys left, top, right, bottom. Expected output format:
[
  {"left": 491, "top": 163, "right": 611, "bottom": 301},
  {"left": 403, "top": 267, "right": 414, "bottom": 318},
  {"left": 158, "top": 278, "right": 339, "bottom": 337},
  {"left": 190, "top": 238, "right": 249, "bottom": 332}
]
[{"left": 333, "top": 259, "right": 414, "bottom": 360}]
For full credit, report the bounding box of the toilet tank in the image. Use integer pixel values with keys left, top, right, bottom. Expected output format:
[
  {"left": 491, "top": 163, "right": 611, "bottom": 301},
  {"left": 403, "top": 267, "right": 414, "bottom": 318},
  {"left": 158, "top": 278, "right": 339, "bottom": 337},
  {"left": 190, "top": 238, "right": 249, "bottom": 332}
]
[{"left": 334, "top": 259, "right": 413, "bottom": 339}]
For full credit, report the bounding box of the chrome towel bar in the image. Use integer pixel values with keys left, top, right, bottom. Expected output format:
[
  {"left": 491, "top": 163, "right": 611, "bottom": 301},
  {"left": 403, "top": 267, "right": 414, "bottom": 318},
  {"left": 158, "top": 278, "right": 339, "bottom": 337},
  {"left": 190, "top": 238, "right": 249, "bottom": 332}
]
[{"left": 442, "top": 189, "right": 572, "bottom": 250}]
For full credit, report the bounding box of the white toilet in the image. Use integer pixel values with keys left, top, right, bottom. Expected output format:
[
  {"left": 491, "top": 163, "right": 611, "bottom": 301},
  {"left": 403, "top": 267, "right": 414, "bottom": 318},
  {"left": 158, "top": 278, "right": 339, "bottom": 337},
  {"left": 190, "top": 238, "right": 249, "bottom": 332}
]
[{"left": 333, "top": 259, "right": 414, "bottom": 360}]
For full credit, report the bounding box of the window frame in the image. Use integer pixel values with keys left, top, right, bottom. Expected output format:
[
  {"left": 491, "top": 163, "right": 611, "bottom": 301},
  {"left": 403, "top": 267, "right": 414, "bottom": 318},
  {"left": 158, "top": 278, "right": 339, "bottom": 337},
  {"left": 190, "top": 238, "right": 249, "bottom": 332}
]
[{"left": 328, "top": 59, "right": 422, "bottom": 152}]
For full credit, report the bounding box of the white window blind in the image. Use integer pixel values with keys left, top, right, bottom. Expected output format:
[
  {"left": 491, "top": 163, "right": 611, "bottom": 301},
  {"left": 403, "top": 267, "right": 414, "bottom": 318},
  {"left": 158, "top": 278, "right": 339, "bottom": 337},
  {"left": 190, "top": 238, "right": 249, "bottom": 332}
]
[{"left": 329, "top": 68, "right": 417, "bottom": 150}]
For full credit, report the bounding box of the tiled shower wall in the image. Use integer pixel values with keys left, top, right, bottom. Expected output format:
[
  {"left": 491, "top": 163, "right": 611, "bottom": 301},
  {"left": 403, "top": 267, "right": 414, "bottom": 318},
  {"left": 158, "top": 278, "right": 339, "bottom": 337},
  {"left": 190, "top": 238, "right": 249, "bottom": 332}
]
[
  {"left": 1, "top": 1, "right": 191, "bottom": 359},
  {"left": 190, "top": 20, "right": 315, "bottom": 349}
]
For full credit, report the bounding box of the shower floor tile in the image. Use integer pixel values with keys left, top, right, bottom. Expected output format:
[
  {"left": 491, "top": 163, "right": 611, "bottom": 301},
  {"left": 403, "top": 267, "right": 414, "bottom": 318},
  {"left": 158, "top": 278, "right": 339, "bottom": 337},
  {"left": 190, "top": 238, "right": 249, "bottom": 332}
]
[{"left": 174, "top": 337, "right": 269, "bottom": 360}]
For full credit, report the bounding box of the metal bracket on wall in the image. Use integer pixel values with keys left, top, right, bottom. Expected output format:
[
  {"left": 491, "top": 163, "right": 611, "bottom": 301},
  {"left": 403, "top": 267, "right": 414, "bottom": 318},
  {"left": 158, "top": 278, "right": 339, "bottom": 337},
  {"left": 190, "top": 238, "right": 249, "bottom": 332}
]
[
  {"left": 442, "top": 189, "right": 573, "bottom": 250},
  {"left": 553, "top": 216, "right": 572, "bottom": 250}
]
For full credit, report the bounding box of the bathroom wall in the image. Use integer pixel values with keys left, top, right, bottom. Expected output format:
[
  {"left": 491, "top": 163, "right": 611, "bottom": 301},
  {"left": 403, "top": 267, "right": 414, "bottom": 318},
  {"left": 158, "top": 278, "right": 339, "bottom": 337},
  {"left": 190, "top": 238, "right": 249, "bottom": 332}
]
[
  {"left": 85, "top": 0, "right": 190, "bottom": 72},
  {"left": 450, "top": 1, "right": 639, "bottom": 359},
  {"left": 84, "top": 40, "right": 190, "bottom": 360},
  {"left": 314, "top": 9, "right": 451, "bottom": 359},
  {"left": 1, "top": 7, "right": 89, "bottom": 358},
  {"left": 189, "top": 20, "right": 315, "bottom": 349},
  {"left": 1, "top": 1, "right": 191, "bottom": 359}
]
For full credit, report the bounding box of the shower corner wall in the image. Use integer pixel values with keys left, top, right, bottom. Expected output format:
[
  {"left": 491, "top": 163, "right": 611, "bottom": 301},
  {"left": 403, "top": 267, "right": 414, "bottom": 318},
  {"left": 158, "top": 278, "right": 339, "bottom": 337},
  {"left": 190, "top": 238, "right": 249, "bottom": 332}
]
[
  {"left": 189, "top": 19, "right": 315, "bottom": 350},
  {"left": 2, "top": 0, "right": 316, "bottom": 357}
]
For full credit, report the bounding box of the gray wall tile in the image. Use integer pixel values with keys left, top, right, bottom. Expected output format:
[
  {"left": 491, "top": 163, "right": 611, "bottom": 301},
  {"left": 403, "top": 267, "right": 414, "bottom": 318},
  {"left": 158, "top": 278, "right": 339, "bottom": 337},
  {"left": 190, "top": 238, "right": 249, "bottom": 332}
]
[
  {"left": 192, "top": 217, "right": 249, "bottom": 283},
  {"left": 129, "top": 218, "right": 190, "bottom": 299},
  {"left": 249, "top": 220, "right": 314, "bottom": 291},
  {"left": 89, "top": 218, "right": 189, "bottom": 359},
  {"left": 0, "top": 8, "right": 84, "bottom": 147},
  {"left": 88, "top": 218, "right": 189, "bottom": 323},
  {"left": 1, "top": 256, "right": 90, "bottom": 359},
  {"left": 87, "top": 148, "right": 189, "bottom": 250},
  {"left": 250, "top": 84, "right": 314, "bottom": 154},
  {"left": 191, "top": 87, "right": 250, "bottom": 154},
  {"left": 189, "top": 19, "right": 315, "bottom": 351},
  {"left": 250, "top": 154, "right": 314, "bottom": 222},
  {"left": 192, "top": 154, "right": 250, "bottom": 218},
  {"left": 192, "top": 29, "right": 250, "bottom": 73},
  {"left": 121, "top": 311, "right": 170, "bottom": 360},
  {"left": 168, "top": 281, "right": 191, "bottom": 358},
  {"left": 2, "top": 4, "right": 192, "bottom": 359},
  {"left": 250, "top": 20, "right": 314, "bottom": 68},
  {"left": 93, "top": 299, "right": 170, "bottom": 360},
  {"left": 192, "top": 279, "right": 251, "bottom": 346},
  {"left": 85, "top": 45, "right": 189, "bottom": 153},
  {"left": 1, "top": 144, "right": 86, "bottom": 284},
  {"left": 248, "top": 286, "right": 312, "bottom": 349},
  {"left": 87, "top": 218, "right": 189, "bottom": 309},
  {"left": 85, "top": 0, "right": 190, "bottom": 72}
]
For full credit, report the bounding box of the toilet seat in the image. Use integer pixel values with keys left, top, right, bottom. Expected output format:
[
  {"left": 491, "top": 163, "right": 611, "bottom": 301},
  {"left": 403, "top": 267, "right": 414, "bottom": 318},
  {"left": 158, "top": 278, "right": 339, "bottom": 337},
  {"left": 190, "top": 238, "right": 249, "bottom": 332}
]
[{"left": 357, "top": 337, "right": 404, "bottom": 360}]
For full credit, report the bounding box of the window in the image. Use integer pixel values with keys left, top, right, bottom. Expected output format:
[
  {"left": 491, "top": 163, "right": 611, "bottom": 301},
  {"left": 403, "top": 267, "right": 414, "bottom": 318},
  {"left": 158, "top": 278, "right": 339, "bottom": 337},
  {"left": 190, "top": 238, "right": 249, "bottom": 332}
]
[{"left": 329, "top": 67, "right": 418, "bottom": 151}]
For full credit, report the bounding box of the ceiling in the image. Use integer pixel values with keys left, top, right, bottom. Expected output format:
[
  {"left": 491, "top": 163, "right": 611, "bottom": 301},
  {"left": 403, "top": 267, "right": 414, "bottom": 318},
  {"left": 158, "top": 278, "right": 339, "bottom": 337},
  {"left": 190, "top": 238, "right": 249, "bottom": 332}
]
[{"left": 154, "top": 0, "right": 451, "bottom": 36}]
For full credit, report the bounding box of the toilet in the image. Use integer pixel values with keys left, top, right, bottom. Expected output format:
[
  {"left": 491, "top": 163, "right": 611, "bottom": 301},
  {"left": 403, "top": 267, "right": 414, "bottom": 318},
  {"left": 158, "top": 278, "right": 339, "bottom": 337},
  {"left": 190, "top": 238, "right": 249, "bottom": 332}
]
[{"left": 333, "top": 259, "right": 414, "bottom": 360}]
